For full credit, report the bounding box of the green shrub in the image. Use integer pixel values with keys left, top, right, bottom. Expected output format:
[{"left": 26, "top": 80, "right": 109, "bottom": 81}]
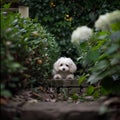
[{"left": 1, "top": 11, "right": 60, "bottom": 97}]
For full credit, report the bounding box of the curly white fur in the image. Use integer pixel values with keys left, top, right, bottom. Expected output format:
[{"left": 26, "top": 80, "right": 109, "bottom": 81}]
[{"left": 53, "top": 57, "right": 77, "bottom": 80}]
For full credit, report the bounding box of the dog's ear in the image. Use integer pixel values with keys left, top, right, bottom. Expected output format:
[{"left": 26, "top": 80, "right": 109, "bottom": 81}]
[
  {"left": 53, "top": 57, "right": 64, "bottom": 72},
  {"left": 69, "top": 58, "right": 77, "bottom": 73},
  {"left": 53, "top": 60, "right": 59, "bottom": 72}
]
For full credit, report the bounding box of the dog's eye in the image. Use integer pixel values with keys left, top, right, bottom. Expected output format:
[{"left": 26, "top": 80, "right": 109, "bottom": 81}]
[
  {"left": 60, "top": 64, "right": 63, "bottom": 66},
  {"left": 66, "top": 64, "right": 69, "bottom": 67}
]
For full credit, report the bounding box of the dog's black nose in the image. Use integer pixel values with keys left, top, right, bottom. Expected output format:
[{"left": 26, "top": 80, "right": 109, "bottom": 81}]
[{"left": 62, "top": 68, "right": 65, "bottom": 71}]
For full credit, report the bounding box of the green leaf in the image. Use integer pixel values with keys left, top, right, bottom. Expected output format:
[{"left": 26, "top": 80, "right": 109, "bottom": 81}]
[
  {"left": 88, "top": 72, "right": 102, "bottom": 84},
  {"left": 11, "top": 63, "right": 21, "bottom": 68},
  {"left": 111, "top": 22, "right": 120, "bottom": 31},
  {"left": 98, "top": 54, "right": 108, "bottom": 60},
  {"left": 78, "top": 75, "right": 87, "bottom": 86},
  {"left": 106, "top": 44, "right": 119, "bottom": 54},
  {"left": 71, "top": 93, "right": 79, "bottom": 100},
  {"left": 100, "top": 87, "right": 110, "bottom": 96},
  {"left": 79, "top": 42, "right": 88, "bottom": 50},
  {"left": 87, "top": 49, "right": 99, "bottom": 62},
  {"left": 61, "top": 88, "right": 68, "bottom": 99},
  {"left": 96, "top": 31, "right": 108, "bottom": 39},
  {"left": 93, "top": 90, "right": 100, "bottom": 98},
  {"left": 3, "top": 3, "right": 11, "bottom": 8},
  {"left": 86, "top": 86, "right": 95, "bottom": 95},
  {"left": 110, "top": 31, "right": 120, "bottom": 40},
  {"left": 1, "top": 90, "right": 12, "bottom": 97}
]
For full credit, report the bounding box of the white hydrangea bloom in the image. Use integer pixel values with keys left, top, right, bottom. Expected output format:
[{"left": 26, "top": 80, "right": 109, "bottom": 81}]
[
  {"left": 109, "top": 10, "right": 120, "bottom": 23},
  {"left": 95, "top": 13, "right": 110, "bottom": 31},
  {"left": 95, "top": 10, "right": 120, "bottom": 31},
  {"left": 71, "top": 26, "right": 93, "bottom": 44}
]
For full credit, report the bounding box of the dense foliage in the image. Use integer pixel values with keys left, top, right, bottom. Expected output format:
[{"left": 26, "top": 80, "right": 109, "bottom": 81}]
[
  {"left": 71, "top": 10, "right": 120, "bottom": 96},
  {"left": 1, "top": 11, "right": 60, "bottom": 97},
  {"left": 20, "top": 0, "right": 120, "bottom": 59}
]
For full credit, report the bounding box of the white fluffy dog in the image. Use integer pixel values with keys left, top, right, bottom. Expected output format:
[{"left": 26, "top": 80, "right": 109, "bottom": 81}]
[{"left": 53, "top": 57, "right": 77, "bottom": 80}]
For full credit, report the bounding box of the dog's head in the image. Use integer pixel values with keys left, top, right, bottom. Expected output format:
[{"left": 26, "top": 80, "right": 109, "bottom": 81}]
[{"left": 53, "top": 57, "right": 77, "bottom": 73}]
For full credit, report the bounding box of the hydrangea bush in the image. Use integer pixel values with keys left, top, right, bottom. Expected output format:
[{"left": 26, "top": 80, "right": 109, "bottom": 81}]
[{"left": 71, "top": 10, "right": 120, "bottom": 96}]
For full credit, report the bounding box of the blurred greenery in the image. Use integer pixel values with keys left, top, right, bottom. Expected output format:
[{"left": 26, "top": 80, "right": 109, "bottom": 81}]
[
  {"left": 19, "top": 0, "right": 120, "bottom": 59},
  {"left": 76, "top": 13, "right": 120, "bottom": 96},
  {"left": 1, "top": 10, "right": 60, "bottom": 97}
]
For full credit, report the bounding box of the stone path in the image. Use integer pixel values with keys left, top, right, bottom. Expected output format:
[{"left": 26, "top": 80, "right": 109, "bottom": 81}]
[
  {"left": 20, "top": 102, "right": 102, "bottom": 120},
  {"left": 1, "top": 100, "right": 117, "bottom": 120},
  {"left": 1, "top": 79, "right": 120, "bottom": 120}
]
